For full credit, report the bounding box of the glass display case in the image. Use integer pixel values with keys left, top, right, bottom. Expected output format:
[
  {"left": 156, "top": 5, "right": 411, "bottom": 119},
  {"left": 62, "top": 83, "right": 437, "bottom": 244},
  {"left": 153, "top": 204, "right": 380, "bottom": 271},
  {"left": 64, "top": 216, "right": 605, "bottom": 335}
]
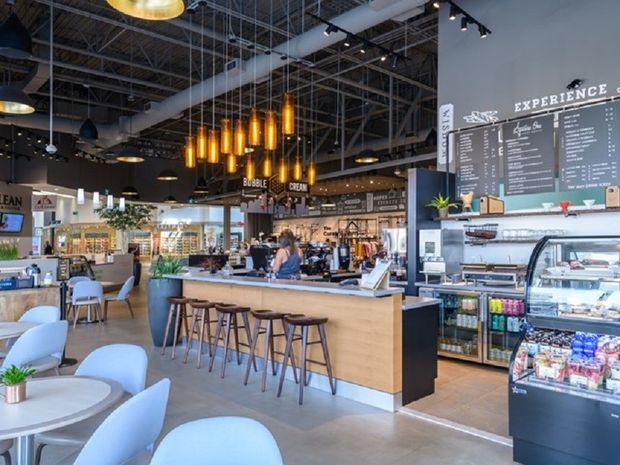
[
  {"left": 435, "top": 290, "right": 483, "bottom": 363},
  {"left": 485, "top": 292, "right": 526, "bottom": 367},
  {"left": 509, "top": 236, "right": 620, "bottom": 465}
]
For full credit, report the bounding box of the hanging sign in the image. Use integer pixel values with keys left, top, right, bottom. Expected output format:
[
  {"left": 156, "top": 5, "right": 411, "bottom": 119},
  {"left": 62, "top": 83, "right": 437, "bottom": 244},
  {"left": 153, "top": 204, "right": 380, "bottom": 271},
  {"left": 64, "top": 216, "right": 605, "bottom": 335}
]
[{"left": 33, "top": 195, "right": 57, "bottom": 212}]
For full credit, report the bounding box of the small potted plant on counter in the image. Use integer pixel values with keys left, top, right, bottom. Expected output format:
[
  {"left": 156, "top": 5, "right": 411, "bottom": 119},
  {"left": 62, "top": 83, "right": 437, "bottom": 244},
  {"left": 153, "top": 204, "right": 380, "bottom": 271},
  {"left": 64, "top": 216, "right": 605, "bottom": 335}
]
[
  {"left": 2, "top": 365, "right": 36, "bottom": 404},
  {"left": 426, "top": 193, "right": 458, "bottom": 219},
  {"left": 147, "top": 256, "right": 183, "bottom": 347}
]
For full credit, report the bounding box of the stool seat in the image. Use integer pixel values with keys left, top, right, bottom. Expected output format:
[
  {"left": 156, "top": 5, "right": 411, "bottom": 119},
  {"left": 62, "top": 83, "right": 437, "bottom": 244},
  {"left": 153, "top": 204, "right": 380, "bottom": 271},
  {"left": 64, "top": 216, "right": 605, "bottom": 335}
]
[
  {"left": 209, "top": 305, "right": 255, "bottom": 378},
  {"left": 252, "top": 310, "right": 286, "bottom": 320},
  {"left": 190, "top": 300, "right": 212, "bottom": 309},
  {"left": 284, "top": 315, "right": 328, "bottom": 326},
  {"left": 167, "top": 296, "right": 193, "bottom": 305},
  {"left": 215, "top": 305, "right": 251, "bottom": 314}
]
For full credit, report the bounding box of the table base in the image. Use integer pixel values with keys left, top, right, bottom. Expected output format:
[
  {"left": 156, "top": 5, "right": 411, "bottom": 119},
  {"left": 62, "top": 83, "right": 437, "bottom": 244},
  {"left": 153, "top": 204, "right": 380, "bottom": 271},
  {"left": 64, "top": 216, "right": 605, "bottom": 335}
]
[{"left": 16, "top": 435, "right": 34, "bottom": 465}]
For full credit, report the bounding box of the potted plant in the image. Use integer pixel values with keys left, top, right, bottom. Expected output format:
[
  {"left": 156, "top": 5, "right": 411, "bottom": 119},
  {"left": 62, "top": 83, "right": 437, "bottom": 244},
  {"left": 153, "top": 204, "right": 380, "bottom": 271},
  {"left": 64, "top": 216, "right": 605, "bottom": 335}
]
[
  {"left": 95, "top": 203, "right": 155, "bottom": 255},
  {"left": 147, "top": 256, "right": 183, "bottom": 347},
  {"left": 426, "top": 193, "right": 458, "bottom": 218},
  {"left": 1, "top": 365, "right": 36, "bottom": 404},
  {"left": 0, "top": 241, "right": 18, "bottom": 260}
]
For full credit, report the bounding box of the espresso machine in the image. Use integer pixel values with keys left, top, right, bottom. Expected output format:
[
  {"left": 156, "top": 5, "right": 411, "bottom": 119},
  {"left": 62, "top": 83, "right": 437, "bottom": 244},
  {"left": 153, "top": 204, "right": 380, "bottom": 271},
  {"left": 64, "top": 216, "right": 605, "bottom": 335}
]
[
  {"left": 337, "top": 244, "right": 351, "bottom": 271},
  {"left": 418, "top": 229, "right": 464, "bottom": 282}
]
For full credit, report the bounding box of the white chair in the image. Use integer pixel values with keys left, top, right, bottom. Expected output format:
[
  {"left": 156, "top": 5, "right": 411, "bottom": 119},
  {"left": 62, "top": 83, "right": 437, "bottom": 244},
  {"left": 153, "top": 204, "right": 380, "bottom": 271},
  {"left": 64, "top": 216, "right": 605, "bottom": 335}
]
[
  {"left": 1, "top": 321, "right": 68, "bottom": 375},
  {"left": 34, "top": 344, "right": 149, "bottom": 465},
  {"left": 19, "top": 305, "right": 60, "bottom": 323},
  {"left": 69, "top": 378, "right": 171, "bottom": 465},
  {"left": 149, "top": 417, "right": 284, "bottom": 465},
  {"left": 71, "top": 280, "right": 104, "bottom": 328},
  {"left": 0, "top": 440, "right": 11, "bottom": 465},
  {"left": 104, "top": 276, "right": 135, "bottom": 320}
]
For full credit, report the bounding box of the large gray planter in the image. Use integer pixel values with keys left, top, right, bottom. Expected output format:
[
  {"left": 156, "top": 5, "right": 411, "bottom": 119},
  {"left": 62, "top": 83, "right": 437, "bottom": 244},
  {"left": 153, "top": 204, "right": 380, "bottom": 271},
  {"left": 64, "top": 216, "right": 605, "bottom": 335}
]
[{"left": 147, "top": 277, "right": 182, "bottom": 347}]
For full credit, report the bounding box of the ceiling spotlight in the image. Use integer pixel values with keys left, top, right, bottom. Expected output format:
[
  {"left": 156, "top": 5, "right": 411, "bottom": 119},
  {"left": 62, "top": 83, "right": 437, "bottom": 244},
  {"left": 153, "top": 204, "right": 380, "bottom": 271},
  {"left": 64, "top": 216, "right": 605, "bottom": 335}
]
[
  {"left": 432, "top": 1, "right": 440, "bottom": 9},
  {"left": 460, "top": 16, "right": 469, "bottom": 31},
  {"left": 449, "top": 5, "right": 458, "bottom": 20},
  {"left": 478, "top": 25, "right": 488, "bottom": 38},
  {"left": 323, "top": 24, "right": 338, "bottom": 36},
  {"left": 0, "top": 12, "right": 33, "bottom": 59},
  {"left": 567, "top": 79, "right": 584, "bottom": 90},
  {"left": 344, "top": 34, "right": 352, "bottom": 47},
  {"left": 380, "top": 53, "right": 388, "bottom": 62}
]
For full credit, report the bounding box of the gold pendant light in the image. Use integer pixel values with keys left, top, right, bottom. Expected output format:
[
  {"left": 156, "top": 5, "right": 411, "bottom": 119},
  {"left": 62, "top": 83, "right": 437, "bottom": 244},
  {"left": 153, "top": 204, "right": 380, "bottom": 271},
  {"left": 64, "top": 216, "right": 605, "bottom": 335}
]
[
  {"left": 248, "top": 108, "right": 262, "bottom": 146},
  {"left": 196, "top": 126, "right": 207, "bottom": 161},
  {"left": 106, "top": 0, "right": 185, "bottom": 21},
  {"left": 245, "top": 155, "right": 256, "bottom": 180},
  {"left": 264, "top": 110, "right": 278, "bottom": 151},
  {"left": 220, "top": 118, "right": 232, "bottom": 154},
  {"left": 307, "top": 162, "right": 317, "bottom": 186},
  {"left": 293, "top": 156, "right": 302, "bottom": 181},
  {"left": 262, "top": 152, "right": 273, "bottom": 178},
  {"left": 226, "top": 154, "right": 237, "bottom": 174},
  {"left": 233, "top": 119, "right": 247, "bottom": 156},
  {"left": 278, "top": 157, "right": 288, "bottom": 183},
  {"left": 184, "top": 135, "right": 196, "bottom": 168},
  {"left": 207, "top": 128, "right": 219, "bottom": 164},
  {"left": 281, "top": 92, "right": 295, "bottom": 135}
]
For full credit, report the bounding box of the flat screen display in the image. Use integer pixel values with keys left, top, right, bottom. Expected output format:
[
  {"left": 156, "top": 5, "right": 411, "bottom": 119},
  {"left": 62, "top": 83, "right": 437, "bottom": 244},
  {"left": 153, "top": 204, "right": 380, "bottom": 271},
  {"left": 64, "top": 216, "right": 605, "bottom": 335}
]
[{"left": 0, "top": 213, "right": 24, "bottom": 233}]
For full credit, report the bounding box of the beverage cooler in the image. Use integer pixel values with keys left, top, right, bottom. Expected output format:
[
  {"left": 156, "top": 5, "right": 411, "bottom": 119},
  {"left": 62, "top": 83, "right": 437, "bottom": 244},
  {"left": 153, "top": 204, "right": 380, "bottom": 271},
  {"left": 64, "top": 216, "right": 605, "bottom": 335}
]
[
  {"left": 486, "top": 292, "right": 526, "bottom": 367},
  {"left": 509, "top": 236, "right": 620, "bottom": 465}
]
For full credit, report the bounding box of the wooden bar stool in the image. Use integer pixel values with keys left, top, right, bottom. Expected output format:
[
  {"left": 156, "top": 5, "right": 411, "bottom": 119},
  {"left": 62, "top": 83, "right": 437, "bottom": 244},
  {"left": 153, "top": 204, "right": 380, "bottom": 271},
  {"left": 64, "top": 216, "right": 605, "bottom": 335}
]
[
  {"left": 243, "top": 310, "right": 300, "bottom": 392},
  {"left": 161, "top": 296, "right": 192, "bottom": 359},
  {"left": 208, "top": 304, "right": 257, "bottom": 378},
  {"left": 277, "top": 315, "right": 336, "bottom": 405}
]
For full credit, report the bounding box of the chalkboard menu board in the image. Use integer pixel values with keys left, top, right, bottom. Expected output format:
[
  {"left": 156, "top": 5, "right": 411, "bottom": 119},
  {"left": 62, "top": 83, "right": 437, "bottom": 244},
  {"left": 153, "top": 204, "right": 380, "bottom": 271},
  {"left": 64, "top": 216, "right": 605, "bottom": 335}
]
[
  {"left": 455, "top": 126, "right": 500, "bottom": 197},
  {"left": 503, "top": 114, "right": 555, "bottom": 196},
  {"left": 559, "top": 101, "right": 620, "bottom": 191}
]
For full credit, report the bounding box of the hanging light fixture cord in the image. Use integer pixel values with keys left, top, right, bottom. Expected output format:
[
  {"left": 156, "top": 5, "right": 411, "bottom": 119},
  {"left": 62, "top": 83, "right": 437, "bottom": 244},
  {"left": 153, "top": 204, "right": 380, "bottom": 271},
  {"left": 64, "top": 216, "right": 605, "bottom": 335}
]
[{"left": 49, "top": 0, "right": 54, "bottom": 148}]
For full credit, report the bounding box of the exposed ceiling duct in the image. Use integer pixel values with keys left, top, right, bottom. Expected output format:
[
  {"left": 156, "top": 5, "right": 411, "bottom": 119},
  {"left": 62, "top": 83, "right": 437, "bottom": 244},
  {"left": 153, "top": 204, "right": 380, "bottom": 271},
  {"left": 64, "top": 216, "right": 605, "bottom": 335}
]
[{"left": 0, "top": 0, "right": 427, "bottom": 149}]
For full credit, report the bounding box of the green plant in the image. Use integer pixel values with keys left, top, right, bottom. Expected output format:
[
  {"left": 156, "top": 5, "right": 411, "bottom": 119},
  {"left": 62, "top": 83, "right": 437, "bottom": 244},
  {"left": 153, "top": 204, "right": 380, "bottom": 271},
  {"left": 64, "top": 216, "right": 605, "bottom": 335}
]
[
  {"left": 0, "top": 241, "right": 18, "bottom": 260},
  {"left": 426, "top": 193, "right": 458, "bottom": 210},
  {"left": 95, "top": 203, "right": 155, "bottom": 231},
  {"left": 150, "top": 256, "right": 183, "bottom": 279},
  {"left": 1, "top": 365, "right": 36, "bottom": 385}
]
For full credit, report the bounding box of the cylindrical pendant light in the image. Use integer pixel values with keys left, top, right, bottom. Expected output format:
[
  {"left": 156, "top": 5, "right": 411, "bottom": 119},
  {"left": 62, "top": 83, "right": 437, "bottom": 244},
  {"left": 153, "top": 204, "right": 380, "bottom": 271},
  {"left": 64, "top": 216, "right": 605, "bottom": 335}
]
[
  {"left": 184, "top": 135, "right": 196, "bottom": 168},
  {"left": 220, "top": 118, "right": 232, "bottom": 154},
  {"left": 307, "top": 162, "right": 317, "bottom": 186},
  {"left": 106, "top": 0, "right": 185, "bottom": 21},
  {"left": 207, "top": 128, "right": 219, "bottom": 164},
  {"left": 233, "top": 119, "right": 246, "bottom": 156},
  {"left": 93, "top": 192, "right": 100, "bottom": 208},
  {"left": 245, "top": 155, "right": 256, "bottom": 180},
  {"left": 77, "top": 188, "right": 85, "bottom": 206},
  {"left": 278, "top": 157, "right": 288, "bottom": 183},
  {"left": 262, "top": 152, "right": 273, "bottom": 178},
  {"left": 293, "top": 156, "right": 303, "bottom": 181},
  {"left": 264, "top": 110, "right": 277, "bottom": 151},
  {"left": 119, "top": 197, "right": 126, "bottom": 212},
  {"left": 196, "top": 126, "right": 207, "bottom": 161},
  {"left": 281, "top": 92, "right": 295, "bottom": 135},
  {"left": 226, "top": 154, "right": 237, "bottom": 174},
  {"left": 248, "top": 108, "right": 261, "bottom": 146},
  {"left": 106, "top": 194, "right": 114, "bottom": 210}
]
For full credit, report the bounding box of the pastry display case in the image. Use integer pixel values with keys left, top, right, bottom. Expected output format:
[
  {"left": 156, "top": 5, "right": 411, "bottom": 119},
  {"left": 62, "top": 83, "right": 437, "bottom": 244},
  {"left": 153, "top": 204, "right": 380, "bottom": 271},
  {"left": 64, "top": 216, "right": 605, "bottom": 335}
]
[{"left": 509, "top": 236, "right": 620, "bottom": 465}]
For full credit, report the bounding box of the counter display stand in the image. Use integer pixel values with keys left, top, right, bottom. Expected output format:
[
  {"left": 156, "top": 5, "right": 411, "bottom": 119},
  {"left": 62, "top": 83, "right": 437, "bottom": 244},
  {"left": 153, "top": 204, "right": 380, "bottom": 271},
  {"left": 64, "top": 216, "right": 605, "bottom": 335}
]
[{"left": 509, "top": 236, "right": 620, "bottom": 465}]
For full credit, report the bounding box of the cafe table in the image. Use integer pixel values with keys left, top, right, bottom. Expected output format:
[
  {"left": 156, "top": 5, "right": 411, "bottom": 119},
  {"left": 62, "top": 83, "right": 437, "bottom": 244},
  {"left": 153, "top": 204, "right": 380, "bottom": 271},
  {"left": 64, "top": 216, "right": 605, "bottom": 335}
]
[
  {"left": 0, "top": 376, "right": 123, "bottom": 465},
  {"left": 0, "top": 322, "right": 38, "bottom": 341}
]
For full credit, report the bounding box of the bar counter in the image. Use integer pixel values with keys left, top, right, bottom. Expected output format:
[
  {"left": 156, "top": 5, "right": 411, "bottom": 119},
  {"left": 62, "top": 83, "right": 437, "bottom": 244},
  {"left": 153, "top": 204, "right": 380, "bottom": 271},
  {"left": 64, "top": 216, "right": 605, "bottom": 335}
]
[
  {"left": 0, "top": 286, "right": 61, "bottom": 321},
  {"left": 167, "top": 271, "right": 409, "bottom": 410}
]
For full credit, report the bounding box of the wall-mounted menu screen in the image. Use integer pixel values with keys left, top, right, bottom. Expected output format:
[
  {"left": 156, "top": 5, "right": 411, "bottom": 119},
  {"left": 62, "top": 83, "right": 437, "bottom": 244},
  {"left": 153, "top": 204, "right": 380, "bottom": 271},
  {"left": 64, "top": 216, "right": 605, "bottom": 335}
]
[
  {"left": 455, "top": 126, "right": 500, "bottom": 197},
  {"left": 502, "top": 114, "right": 555, "bottom": 196},
  {"left": 559, "top": 101, "right": 620, "bottom": 191}
]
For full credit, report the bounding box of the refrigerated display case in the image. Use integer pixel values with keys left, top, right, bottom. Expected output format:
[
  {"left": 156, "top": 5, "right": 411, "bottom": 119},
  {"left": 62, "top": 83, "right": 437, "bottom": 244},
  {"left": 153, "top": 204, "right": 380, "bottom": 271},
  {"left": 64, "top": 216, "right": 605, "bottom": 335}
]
[
  {"left": 485, "top": 291, "right": 526, "bottom": 367},
  {"left": 509, "top": 236, "right": 620, "bottom": 465}
]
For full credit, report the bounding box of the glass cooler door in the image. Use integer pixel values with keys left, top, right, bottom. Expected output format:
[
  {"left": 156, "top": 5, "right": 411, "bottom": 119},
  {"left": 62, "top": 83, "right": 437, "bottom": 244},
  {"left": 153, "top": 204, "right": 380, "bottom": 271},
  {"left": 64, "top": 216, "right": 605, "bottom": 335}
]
[
  {"left": 436, "top": 290, "right": 483, "bottom": 363},
  {"left": 485, "top": 293, "right": 526, "bottom": 367}
]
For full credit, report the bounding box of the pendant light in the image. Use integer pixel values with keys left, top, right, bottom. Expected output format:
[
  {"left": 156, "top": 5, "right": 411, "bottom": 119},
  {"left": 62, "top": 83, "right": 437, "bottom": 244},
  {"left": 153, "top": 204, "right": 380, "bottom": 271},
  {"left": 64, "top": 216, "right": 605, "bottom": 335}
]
[
  {"left": 281, "top": 92, "right": 295, "bottom": 135},
  {"left": 245, "top": 155, "right": 256, "bottom": 180},
  {"left": 117, "top": 145, "right": 144, "bottom": 163},
  {"left": 0, "top": 12, "right": 32, "bottom": 59},
  {"left": 220, "top": 118, "right": 232, "bottom": 154},
  {"left": 164, "top": 195, "right": 177, "bottom": 204},
  {"left": 207, "top": 129, "right": 219, "bottom": 163},
  {"left": 0, "top": 86, "right": 35, "bottom": 114},
  {"left": 226, "top": 154, "right": 237, "bottom": 174},
  {"left": 93, "top": 192, "right": 100, "bottom": 208},
  {"left": 262, "top": 151, "right": 273, "bottom": 177},
  {"left": 278, "top": 156, "right": 288, "bottom": 183},
  {"left": 193, "top": 177, "right": 209, "bottom": 195},
  {"left": 78, "top": 118, "right": 98, "bottom": 140},
  {"left": 248, "top": 108, "right": 261, "bottom": 146},
  {"left": 157, "top": 169, "right": 178, "bottom": 181},
  {"left": 106, "top": 0, "right": 185, "bottom": 21},
  {"left": 184, "top": 136, "right": 196, "bottom": 168},
  {"left": 307, "top": 65, "right": 317, "bottom": 187},
  {"left": 121, "top": 185, "right": 139, "bottom": 197},
  {"left": 293, "top": 155, "right": 302, "bottom": 181},
  {"left": 307, "top": 162, "right": 316, "bottom": 186},
  {"left": 196, "top": 9, "right": 207, "bottom": 161},
  {"left": 196, "top": 125, "right": 207, "bottom": 161},
  {"left": 106, "top": 194, "right": 114, "bottom": 210},
  {"left": 119, "top": 197, "right": 126, "bottom": 212},
  {"left": 264, "top": 110, "right": 277, "bottom": 150},
  {"left": 233, "top": 119, "right": 246, "bottom": 156},
  {"left": 77, "top": 188, "right": 85, "bottom": 206}
]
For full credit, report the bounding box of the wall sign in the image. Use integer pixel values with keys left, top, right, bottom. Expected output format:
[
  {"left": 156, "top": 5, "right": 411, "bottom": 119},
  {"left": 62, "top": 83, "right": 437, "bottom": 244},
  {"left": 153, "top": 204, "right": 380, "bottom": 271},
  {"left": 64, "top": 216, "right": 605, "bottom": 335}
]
[
  {"left": 32, "top": 195, "right": 57, "bottom": 212},
  {"left": 455, "top": 126, "right": 500, "bottom": 197},
  {"left": 0, "top": 192, "right": 24, "bottom": 212},
  {"left": 437, "top": 103, "right": 454, "bottom": 170}
]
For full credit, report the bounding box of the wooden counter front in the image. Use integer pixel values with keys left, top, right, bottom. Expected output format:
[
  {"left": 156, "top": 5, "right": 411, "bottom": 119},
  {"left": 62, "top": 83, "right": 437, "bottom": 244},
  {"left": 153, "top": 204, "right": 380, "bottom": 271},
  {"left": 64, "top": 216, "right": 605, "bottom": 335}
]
[
  {"left": 0, "top": 287, "right": 61, "bottom": 321},
  {"left": 183, "top": 280, "right": 402, "bottom": 394}
]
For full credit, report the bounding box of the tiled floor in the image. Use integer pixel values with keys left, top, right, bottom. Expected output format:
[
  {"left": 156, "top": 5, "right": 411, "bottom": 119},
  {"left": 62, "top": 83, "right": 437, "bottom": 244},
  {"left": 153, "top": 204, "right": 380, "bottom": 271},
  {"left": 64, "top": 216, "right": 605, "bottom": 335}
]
[
  {"left": 32, "top": 281, "right": 516, "bottom": 465},
  {"left": 405, "top": 359, "right": 509, "bottom": 438}
]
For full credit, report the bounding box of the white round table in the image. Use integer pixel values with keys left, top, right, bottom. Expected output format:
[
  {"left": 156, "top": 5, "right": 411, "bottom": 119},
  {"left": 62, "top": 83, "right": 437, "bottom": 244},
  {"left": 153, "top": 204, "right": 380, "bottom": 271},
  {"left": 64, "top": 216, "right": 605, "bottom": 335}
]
[
  {"left": 0, "top": 376, "right": 123, "bottom": 465},
  {"left": 0, "top": 322, "right": 38, "bottom": 341}
]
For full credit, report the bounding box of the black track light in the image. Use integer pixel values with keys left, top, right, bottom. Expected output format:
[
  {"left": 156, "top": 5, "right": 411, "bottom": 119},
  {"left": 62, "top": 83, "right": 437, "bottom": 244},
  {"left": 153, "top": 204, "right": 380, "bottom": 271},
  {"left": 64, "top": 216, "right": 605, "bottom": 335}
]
[
  {"left": 344, "top": 34, "right": 352, "bottom": 47},
  {"left": 460, "top": 16, "right": 469, "bottom": 31},
  {"left": 432, "top": 1, "right": 440, "bottom": 9},
  {"left": 390, "top": 54, "right": 399, "bottom": 69},
  {"left": 449, "top": 5, "right": 458, "bottom": 20},
  {"left": 478, "top": 25, "right": 488, "bottom": 38},
  {"left": 567, "top": 79, "right": 583, "bottom": 90},
  {"left": 380, "top": 53, "right": 388, "bottom": 62},
  {"left": 360, "top": 41, "right": 368, "bottom": 54},
  {"left": 323, "top": 24, "right": 338, "bottom": 36}
]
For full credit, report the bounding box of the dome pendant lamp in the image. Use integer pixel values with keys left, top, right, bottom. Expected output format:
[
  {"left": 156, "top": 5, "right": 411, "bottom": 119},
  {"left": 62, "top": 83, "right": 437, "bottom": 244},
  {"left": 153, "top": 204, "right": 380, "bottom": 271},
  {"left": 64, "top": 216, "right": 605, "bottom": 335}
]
[
  {"left": 0, "top": 13, "right": 33, "bottom": 59},
  {"left": 0, "top": 86, "right": 35, "bottom": 114},
  {"left": 281, "top": 92, "right": 295, "bottom": 135},
  {"left": 79, "top": 118, "right": 99, "bottom": 141},
  {"left": 106, "top": 0, "right": 185, "bottom": 21}
]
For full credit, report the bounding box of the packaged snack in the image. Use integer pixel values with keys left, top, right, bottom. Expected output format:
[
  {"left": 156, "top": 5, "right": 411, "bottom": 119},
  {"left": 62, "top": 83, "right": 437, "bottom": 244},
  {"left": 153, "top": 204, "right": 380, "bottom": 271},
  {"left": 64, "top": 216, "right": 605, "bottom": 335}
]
[
  {"left": 583, "top": 359, "right": 604, "bottom": 390},
  {"left": 512, "top": 347, "right": 528, "bottom": 379}
]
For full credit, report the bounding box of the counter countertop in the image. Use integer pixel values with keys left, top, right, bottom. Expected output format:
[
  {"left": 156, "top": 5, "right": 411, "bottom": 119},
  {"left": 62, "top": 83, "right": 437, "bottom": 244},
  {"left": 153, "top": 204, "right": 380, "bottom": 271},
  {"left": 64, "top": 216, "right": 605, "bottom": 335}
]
[
  {"left": 0, "top": 286, "right": 60, "bottom": 294},
  {"left": 166, "top": 271, "right": 403, "bottom": 297},
  {"left": 415, "top": 281, "right": 525, "bottom": 295},
  {"left": 402, "top": 296, "right": 442, "bottom": 310}
]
